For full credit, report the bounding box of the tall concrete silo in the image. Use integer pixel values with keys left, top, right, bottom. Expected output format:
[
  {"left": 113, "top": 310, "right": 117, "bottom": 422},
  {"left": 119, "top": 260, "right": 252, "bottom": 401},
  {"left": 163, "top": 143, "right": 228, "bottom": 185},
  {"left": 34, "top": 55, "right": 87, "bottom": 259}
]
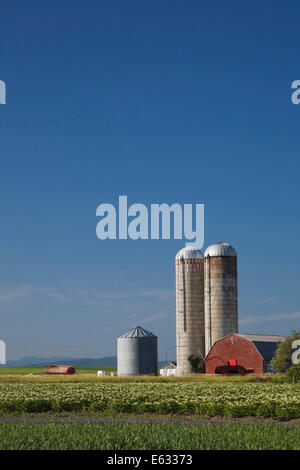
[
  {"left": 204, "top": 242, "right": 238, "bottom": 356},
  {"left": 175, "top": 246, "right": 205, "bottom": 375},
  {"left": 117, "top": 326, "right": 158, "bottom": 376}
]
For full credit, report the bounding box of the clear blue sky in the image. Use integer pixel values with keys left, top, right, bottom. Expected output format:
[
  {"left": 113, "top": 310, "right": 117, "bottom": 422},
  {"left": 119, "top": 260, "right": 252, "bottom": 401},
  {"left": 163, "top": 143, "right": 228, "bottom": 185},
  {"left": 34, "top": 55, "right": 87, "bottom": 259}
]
[{"left": 0, "top": 1, "right": 299, "bottom": 360}]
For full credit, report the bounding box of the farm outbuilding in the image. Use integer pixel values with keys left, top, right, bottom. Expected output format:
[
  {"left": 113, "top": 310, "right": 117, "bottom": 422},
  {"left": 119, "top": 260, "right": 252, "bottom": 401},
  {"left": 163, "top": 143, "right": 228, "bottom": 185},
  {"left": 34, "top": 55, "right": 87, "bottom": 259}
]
[
  {"left": 159, "top": 362, "right": 177, "bottom": 376},
  {"left": 205, "top": 333, "right": 286, "bottom": 375}
]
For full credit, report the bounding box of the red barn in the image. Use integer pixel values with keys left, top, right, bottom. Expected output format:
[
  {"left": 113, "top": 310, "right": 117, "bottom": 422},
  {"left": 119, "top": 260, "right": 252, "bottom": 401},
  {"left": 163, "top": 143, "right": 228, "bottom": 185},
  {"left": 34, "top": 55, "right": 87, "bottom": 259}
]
[{"left": 205, "top": 334, "right": 285, "bottom": 375}]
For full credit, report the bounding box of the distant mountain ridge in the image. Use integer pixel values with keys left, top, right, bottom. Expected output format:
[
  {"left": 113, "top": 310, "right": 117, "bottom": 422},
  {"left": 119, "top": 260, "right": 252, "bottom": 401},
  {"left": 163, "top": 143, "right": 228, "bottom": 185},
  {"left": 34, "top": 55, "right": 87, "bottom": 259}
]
[{"left": 0, "top": 356, "right": 174, "bottom": 368}]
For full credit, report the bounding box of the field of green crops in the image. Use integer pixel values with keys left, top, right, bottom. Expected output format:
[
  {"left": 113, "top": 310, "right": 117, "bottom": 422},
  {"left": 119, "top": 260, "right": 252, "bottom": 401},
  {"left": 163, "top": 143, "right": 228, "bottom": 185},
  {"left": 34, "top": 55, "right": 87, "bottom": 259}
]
[
  {"left": 0, "top": 421, "right": 298, "bottom": 450},
  {"left": 0, "top": 370, "right": 298, "bottom": 450},
  {"left": 0, "top": 368, "right": 283, "bottom": 383},
  {"left": 0, "top": 382, "right": 299, "bottom": 418},
  {"left": 0, "top": 367, "right": 117, "bottom": 376}
]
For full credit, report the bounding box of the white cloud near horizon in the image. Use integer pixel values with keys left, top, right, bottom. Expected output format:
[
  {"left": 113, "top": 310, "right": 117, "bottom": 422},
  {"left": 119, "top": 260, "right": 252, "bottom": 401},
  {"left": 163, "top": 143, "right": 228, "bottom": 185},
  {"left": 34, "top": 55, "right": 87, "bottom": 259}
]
[
  {"left": 142, "top": 312, "right": 167, "bottom": 323},
  {"left": 0, "top": 285, "right": 173, "bottom": 307},
  {"left": 0, "top": 286, "right": 69, "bottom": 303},
  {"left": 240, "top": 311, "right": 300, "bottom": 325},
  {"left": 137, "top": 289, "right": 173, "bottom": 300}
]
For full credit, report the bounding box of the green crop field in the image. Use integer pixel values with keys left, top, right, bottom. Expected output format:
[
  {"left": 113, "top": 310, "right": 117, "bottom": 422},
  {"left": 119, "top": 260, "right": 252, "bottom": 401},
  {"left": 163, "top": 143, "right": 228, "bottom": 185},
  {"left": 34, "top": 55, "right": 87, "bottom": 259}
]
[
  {"left": 0, "top": 366, "right": 117, "bottom": 376},
  {"left": 0, "top": 369, "right": 298, "bottom": 450},
  {"left": 0, "top": 381, "right": 298, "bottom": 418},
  {"left": 0, "top": 421, "right": 298, "bottom": 450},
  {"left": 0, "top": 366, "right": 283, "bottom": 383}
]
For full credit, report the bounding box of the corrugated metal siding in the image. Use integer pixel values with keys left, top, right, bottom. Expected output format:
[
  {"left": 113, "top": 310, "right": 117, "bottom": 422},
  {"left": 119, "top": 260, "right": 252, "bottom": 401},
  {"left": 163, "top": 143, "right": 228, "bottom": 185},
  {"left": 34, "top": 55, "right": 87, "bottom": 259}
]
[{"left": 117, "top": 332, "right": 158, "bottom": 376}]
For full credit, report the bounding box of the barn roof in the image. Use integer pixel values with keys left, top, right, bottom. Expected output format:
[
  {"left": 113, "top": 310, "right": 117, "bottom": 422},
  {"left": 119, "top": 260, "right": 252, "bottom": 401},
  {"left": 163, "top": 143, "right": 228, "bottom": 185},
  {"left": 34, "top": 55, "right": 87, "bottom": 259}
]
[
  {"left": 238, "top": 334, "right": 286, "bottom": 361},
  {"left": 160, "top": 362, "right": 177, "bottom": 370},
  {"left": 238, "top": 334, "right": 286, "bottom": 343}
]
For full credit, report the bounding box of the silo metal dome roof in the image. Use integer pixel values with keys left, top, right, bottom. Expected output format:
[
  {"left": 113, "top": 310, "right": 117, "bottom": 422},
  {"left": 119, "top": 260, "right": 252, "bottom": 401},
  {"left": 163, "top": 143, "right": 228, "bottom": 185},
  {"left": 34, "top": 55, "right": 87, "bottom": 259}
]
[
  {"left": 204, "top": 242, "right": 237, "bottom": 257},
  {"left": 175, "top": 245, "right": 204, "bottom": 260},
  {"left": 118, "top": 326, "right": 157, "bottom": 338}
]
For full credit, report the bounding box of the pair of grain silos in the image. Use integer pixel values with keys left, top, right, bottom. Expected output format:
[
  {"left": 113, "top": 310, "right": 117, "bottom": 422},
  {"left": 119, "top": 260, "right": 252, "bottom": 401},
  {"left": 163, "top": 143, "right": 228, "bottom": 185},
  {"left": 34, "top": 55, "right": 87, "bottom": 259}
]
[{"left": 175, "top": 242, "right": 238, "bottom": 375}]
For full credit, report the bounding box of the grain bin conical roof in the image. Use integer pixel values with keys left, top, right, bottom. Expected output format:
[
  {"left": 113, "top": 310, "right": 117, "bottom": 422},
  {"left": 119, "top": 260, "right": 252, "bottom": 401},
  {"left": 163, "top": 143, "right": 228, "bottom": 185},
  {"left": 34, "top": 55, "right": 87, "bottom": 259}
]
[{"left": 118, "top": 326, "right": 157, "bottom": 338}]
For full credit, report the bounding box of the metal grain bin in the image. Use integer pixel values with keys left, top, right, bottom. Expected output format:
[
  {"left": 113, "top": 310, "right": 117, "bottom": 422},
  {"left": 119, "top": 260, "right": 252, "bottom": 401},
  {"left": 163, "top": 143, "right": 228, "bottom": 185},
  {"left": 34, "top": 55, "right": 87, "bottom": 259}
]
[
  {"left": 117, "top": 326, "right": 158, "bottom": 376},
  {"left": 204, "top": 242, "right": 238, "bottom": 356}
]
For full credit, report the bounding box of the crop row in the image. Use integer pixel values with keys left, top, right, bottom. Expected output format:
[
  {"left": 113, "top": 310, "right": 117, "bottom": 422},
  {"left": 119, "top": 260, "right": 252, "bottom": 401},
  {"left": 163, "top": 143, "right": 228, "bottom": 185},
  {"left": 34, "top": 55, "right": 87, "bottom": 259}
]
[
  {"left": 0, "top": 422, "right": 299, "bottom": 450},
  {"left": 0, "top": 382, "right": 299, "bottom": 418}
]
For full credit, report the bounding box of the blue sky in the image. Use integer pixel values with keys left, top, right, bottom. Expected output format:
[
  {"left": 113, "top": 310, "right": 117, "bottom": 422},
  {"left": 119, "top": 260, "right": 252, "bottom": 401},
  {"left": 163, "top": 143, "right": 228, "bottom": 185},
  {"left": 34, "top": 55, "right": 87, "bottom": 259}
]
[{"left": 0, "top": 1, "right": 299, "bottom": 360}]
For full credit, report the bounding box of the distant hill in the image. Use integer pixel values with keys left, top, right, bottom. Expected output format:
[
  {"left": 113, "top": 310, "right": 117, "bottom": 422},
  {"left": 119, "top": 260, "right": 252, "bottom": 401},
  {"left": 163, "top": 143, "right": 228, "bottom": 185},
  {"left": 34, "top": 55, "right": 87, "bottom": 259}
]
[
  {"left": 0, "top": 357, "right": 175, "bottom": 368},
  {"left": 0, "top": 356, "right": 117, "bottom": 367}
]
